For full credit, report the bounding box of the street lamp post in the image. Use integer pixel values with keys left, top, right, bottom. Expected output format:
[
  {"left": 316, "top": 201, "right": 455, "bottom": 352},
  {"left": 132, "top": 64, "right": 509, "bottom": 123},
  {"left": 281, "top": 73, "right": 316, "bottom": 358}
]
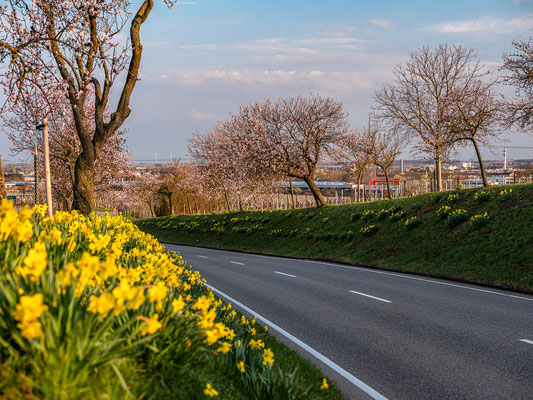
[{"left": 36, "top": 118, "right": 53, "bottom": 218}]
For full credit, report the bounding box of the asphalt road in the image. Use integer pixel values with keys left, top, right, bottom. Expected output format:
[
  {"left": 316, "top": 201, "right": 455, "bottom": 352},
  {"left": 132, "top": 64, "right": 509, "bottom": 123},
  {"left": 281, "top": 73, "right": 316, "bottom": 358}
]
[{"left": 164, "top": 243, "right": 533, "bottom": 400}]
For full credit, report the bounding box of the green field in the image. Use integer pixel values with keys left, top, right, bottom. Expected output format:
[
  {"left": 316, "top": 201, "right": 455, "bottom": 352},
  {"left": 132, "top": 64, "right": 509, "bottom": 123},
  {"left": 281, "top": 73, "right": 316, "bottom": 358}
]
[{"left": 136, "top": 183, "right": 533, "bottom": 293}]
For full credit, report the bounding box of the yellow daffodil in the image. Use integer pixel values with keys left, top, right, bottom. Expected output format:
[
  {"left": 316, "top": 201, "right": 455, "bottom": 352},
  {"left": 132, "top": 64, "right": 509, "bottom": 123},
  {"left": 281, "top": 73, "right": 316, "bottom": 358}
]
[
  {"left": 262, "top": 348, "right": 274, "bottom": 366},
  {"left": 217, "top": 342, "right": 231, "bottom": 354},
  {"left": 148, "top": 281, "right": 168, "bottom": 303},
  {"left": 18, "top": 242, "right": 48, "bottom": 280},
  {"left": 141, "top": 314, "right": 162, "bottom": 335},
  {"left": 171, "top": 295, "right": 185, "bottom": 316},
  {"left": 249, "top": 339, "right": 265, "bottom": 350},
  {"left": 88, "top": 293, "right": 116, "bottom": 315},
  {"left": 204, "top": 383, "right": 218, "bottom": 397},
  {"left": 237, "top": 361, "right": 245, "bottom": 373}
]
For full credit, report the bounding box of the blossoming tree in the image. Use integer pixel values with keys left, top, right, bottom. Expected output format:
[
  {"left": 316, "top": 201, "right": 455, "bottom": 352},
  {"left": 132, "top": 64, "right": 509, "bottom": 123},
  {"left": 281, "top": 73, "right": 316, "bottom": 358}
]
[
  {"left": 501, "top": 36, "right": 533, "bottom": 133},
  {"left": 189, "top": 117, "right": 280, "bottom": 211},
  {"left": 0, "top": 0, "right": 176, "bottom": 214},
  {"left": 2, "top": 84, "right": 130, "bottom": 210},
  {"left": 237, "top": 94, "right": 349, "bottom": 207}
]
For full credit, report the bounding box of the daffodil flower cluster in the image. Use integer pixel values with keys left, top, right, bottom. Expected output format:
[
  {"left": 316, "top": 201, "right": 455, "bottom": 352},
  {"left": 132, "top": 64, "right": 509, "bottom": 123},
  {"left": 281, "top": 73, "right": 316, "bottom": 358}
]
[{"left": 0, "top": 199, "right": 290, "bottom": 398}]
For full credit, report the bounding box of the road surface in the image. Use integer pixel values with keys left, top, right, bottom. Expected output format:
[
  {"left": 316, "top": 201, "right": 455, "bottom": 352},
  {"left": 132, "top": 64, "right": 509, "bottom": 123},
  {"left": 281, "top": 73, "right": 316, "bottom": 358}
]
[{"left": 164, "top": 243, "right": 533, "bottom": 400}]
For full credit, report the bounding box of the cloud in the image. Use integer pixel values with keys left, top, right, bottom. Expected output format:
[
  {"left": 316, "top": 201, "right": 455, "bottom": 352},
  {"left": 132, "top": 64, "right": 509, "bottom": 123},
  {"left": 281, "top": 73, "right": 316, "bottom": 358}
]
[
  {"left": 179, "top": 43, "right": 218, "bottom": 50},
  {"left": 425, "top": 14, "right": 533, "bottom": 35},
  {"left": 175, "top": 34, "right": 364, "bottom": 55},
  {"left": 189, "top": 109, "right": 217, "bottom": 120},
  {"left": 292, "top": 37, "right": 363, "bottom": 46},
  {"left": 317, "top": 25, "right": 358, "bottom": 37},
  {"left": 369, "top": 19, "right": 391, "bottom": 28},
  {"left": 162, "top": 67, "right": 393, "bottom": 97}
]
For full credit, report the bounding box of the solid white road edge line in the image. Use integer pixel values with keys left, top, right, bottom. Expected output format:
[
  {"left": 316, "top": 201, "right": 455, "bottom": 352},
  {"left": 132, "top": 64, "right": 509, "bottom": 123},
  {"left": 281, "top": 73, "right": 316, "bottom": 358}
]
[
  {"left": 203, "top": 282, "right": 389, "bottom": 400},
  {"left": 197, "top": 255, "right": 209, "bottom": 259},
  {"left": 230, "top": 261, "right": 245, "bottom": 265},
  {"left": 349, "top": 290, "right": 392, "bottom": 303},
  {"left": 304, "top": 260, "right": 533, "bottom": 302},
  {"left": 520, "top": 339, "right": 533, "bottom": 345},
  {"left": 274, "top": 271, "right": 297, "bottom": 278}
]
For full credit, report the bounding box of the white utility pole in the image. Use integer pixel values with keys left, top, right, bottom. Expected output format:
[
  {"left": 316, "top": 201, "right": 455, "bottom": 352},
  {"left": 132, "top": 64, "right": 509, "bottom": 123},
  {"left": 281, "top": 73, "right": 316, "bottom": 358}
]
[
  {"left": 503, "top": 139, "right": 509, "bottom": 171},
  {"left": 41, "top": 118, "right": 53, "bottom": 217}
]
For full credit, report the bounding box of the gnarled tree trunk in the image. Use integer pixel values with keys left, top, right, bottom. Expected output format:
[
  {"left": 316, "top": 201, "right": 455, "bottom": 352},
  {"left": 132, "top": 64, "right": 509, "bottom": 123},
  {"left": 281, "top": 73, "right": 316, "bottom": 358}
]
[
  {"left": 471, "top": 138, "right": 489, "bottom": 187},
  {"left": 304, "top": 177, "right": 326, "bottom": 207},
  {"left": 72, "top": 151, "right": 96, "bottom": 214}
]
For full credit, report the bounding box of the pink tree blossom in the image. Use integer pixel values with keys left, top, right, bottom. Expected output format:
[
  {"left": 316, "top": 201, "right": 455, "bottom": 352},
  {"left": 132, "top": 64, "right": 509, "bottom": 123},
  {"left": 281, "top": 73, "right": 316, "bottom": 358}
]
[{"left": 0, "top": 0, "right": 176, "bottom": 214}]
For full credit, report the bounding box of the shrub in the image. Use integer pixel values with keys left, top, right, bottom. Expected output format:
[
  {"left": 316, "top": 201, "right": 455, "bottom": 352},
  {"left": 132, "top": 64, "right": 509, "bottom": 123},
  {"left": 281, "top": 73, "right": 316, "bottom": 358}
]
[
  {"left": 270, "top": 229, "right": 283, "bottom": 237},
  {"left": 377, "top": 208, "right": 393, "bottom": 220},
  {"left": 389, "top": 211, "right": 405, "bottom": 222},
  {"left": 351, "top": 212, "right": 363, "bottom": 222},
  {"left": 446, "top": 209, "right": 469, "bottom": 227},
  {"left": 436, "top": 205, "right": 452, "bottom": 219},
  {"left": 360, "top": 225, "right": 379, "bottom": 236},
  {"left": 390, "top": 205, "right": 403, "bottom": 213},
  {"left": 471, "top": 212, "right": 489, "bottom": 228},
  {"left": 474, "top": 191, "right": 491, "bottom": 202},
  {"left": 361, "top": 209, "right": 375, "bottom": 221},
  {"left": 404, "top": 216, "right": 421, "bottom": 231},
  {"left": 499, "top": 188, "right": 513, "bottom": 200},
  {"left": 447, "top": 193, "right": 459, "bottom": 203}
]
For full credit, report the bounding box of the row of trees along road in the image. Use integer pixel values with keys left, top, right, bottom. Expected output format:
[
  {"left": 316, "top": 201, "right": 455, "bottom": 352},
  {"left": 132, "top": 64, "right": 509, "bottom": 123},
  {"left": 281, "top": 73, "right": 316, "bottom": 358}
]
[
  {"left": 190, "top": 40, "right": 532, "bottom": 208},
  {"left": 0, "top": 4, "right": 530, "bottom": 214}
]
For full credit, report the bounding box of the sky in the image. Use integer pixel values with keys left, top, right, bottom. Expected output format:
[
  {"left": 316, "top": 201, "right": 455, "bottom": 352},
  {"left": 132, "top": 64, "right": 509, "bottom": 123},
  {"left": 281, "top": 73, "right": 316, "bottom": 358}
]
[{"left": 1, "top": 0, "right": 533, "bottom": 164}]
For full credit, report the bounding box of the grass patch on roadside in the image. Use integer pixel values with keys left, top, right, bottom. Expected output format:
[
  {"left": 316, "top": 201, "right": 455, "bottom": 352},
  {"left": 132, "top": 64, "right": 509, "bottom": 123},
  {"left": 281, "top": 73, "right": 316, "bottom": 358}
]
[{"left": 136, "top": 183, "right": 533, "bottom": 293}]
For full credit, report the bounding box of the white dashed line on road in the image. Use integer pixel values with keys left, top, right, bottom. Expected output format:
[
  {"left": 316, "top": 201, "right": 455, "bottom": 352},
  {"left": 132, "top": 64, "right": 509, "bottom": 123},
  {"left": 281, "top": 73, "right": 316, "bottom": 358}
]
[
  {"left": 197, "top": 255, "right": 209, "bottom": 259},
  {"left": 230, "top": 261, "right": 245, "bottom": 265},
  {"left": 274, "top": 271, "right": 297, "bottom": 278},
  {"left": 349, "top": 290, "right": 392, "bottom": 303},
  {"left": 304, "top": 260, "right": 533, "bottom": 302},
  {"left": 520, "top": 339, "right": 533, "bottom": 345}
]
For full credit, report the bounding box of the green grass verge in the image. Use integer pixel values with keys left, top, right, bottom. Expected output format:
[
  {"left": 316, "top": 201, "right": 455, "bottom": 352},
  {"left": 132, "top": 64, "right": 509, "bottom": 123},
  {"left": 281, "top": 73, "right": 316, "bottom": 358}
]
[{"left": 136, "top": 183, "right": 533, "bottom": 293}]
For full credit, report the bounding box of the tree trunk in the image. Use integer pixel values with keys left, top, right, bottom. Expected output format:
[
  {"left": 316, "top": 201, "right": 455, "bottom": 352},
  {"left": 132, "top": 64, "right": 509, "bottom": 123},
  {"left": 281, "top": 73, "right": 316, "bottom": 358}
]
[
  {"left": 356, "top": 171, "right": 363, "bottom": 203},
  {"left": 289, "top": 179, "right": 295, "bottom": 209},
  {"left": 471, "top": 138, "right": 489, "bottom": 187},
  {"left": 0, "top": 155, "right": 6, "bottom": 200},
  {"left": 72, "top": 151, "right": 95, "bottom": 215},
  {"left": 382, "top": 166, "right": 392, "bottom": 199},
  {"left": 168, "top": 194, "right": 173, "bottom": 215},
  {"left": 435, "top": 154, "right": 443, "bottom": 191},
  {"left": 304, "top": 177, "right": 326, "bottom": 207},
  {"left": 186, "top": 196, "right": 192, "bottom": 214},
  {"left": 148, "top": 199, "right": 155, "bottom": 218},
  {"left": 193, "top": 196, "right": 198, "bottom": 213},
  {"left": 223, "top": 188, "right": 231, "bottom": 212}
]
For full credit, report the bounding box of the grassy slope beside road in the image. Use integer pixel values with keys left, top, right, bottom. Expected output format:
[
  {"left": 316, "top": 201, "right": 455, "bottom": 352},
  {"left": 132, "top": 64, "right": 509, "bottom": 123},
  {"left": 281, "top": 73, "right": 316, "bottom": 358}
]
[{"left": 136, "top": 184, "right": 533, "bottom": 293}]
